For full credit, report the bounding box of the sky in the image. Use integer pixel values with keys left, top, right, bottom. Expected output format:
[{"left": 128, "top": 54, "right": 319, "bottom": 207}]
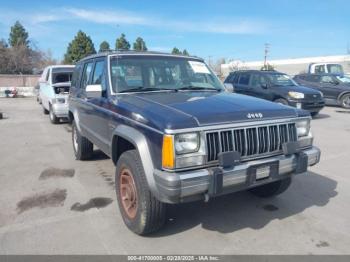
[{"left": 0, "top": 0, "right": 349, "bottom": 62}]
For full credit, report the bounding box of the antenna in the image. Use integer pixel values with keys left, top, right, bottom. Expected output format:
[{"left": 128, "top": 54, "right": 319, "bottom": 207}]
[{"left": 264, "top": 43, "right": 270, "bottom": 69}]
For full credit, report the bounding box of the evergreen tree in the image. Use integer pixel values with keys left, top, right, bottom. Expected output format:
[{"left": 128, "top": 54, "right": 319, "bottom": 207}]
[
  {"left": 9, "top": 21, "right": 29, "bottom": 47},
  {"left": 99, "top": 41, "right": 110, "bottom": 52},
  {"left": 133, "top": 37, "right": 147, "bottom": 51},
  {"left": 182, "top": 49, "right": 189, "bottom": 56},
  {"left": 115, "top": 33, "right": 130, "bottom": 50},
  {"left": 171, "top": 47, "right": 181, "bottom": 55},
  {"left": 64, "top": 30, "right": 96, "bottom": 64}
]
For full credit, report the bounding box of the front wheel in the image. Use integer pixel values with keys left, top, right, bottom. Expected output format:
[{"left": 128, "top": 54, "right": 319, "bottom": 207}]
[
  {"left": 72, "top": 120, "right": 93, "bottom": 160},
  {"left": 249, "top": 177, "right": 292, "bottom": 198},
  {"left": 115, "top": 150, "right": 166, "bottom": 235},
  {"left": 340, "top": 93, "right": 350, "bottom": 109}
]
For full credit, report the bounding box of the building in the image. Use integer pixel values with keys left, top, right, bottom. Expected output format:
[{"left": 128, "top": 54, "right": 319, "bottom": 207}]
[{"left": 221, "top": 54, "right": 350, "bottom": 77}]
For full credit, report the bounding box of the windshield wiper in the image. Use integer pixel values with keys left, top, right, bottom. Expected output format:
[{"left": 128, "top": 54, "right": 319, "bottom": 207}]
[
  {"left": 119, "top": 87, "right": 175, "bottom": 93},
  {"left": 176, "top": 85, "right": 221, "bottom": 91}
]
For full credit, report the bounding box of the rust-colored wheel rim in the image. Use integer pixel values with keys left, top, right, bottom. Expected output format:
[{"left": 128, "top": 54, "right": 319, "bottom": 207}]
[{"left": 119, "top": 168, "right": 138, "bottom": 219}]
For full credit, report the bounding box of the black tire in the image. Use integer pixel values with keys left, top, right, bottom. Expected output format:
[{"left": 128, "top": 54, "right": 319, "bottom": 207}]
[
  {"left": 274, "top": 98, "right": 289, "bottom": 105},
  {"left": 311, "top": 112, "right": 319, "bottom": 117},
  {"left": 115, "top": 150, "right": 166, "bottom": 235},
  {"left": 249, "top": 177, "right": 292, "bottom": 198},
  {"left": 49, "top": 105, "right": 59, "bottom": 124},
  {"left": 72, "top": 120, "right": 93, "bottom": 160},
  {"left": 43, "top": 106, "right": 49, "bottom": 115},
  {"left": 340, "top": 93, "right": 350, "bottom": 109}
]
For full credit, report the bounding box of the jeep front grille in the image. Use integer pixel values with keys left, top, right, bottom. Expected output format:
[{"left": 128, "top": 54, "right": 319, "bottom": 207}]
[{"left": 206, "top": 122, "right": 297, "bottom": 162}]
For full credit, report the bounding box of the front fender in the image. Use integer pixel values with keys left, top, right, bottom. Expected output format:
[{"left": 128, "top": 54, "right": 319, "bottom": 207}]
[{"left": 112, "top": 125, "right": 160, "bottom": 200}]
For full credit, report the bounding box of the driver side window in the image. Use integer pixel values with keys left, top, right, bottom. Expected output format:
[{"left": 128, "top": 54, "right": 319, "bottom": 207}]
[{"left": 321, "top": 76, "right": 334, "bottom": 84}]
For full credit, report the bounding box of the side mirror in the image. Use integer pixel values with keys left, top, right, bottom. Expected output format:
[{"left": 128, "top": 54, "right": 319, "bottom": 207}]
[
  {"left": 224, "top": 83, "right": 234, "bottom": 93},
  {"left": 86, "top": 84, "right": 102, "bottom": 98},
  {"left": 261, "top": 83, "right": 268, "bottom": 89}
]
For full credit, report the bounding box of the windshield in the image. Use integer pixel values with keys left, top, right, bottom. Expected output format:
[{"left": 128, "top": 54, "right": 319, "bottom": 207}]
[
  {"left": 109, "top": 56, "right": 224, "bottom": 93},
  {"left": 336, "top": 75, "right": 350, "bottom": 83},
  {"left": 266, "top": 73, "right": 297, "bottom": 87},
  {"left": 327, "top": 64, "right": 343, "bottom": 74}
]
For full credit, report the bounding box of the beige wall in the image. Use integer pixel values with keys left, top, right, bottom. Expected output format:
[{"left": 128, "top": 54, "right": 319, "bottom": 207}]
[{"left": 0, "top": 74, "right": 40, "bottom": 87}]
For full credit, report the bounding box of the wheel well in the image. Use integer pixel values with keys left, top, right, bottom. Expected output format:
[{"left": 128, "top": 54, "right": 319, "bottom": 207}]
[
  {"left": 339, "top": 92, "right": 350, "bottom": 101},
  {"left": 68, "top": 111, "right": 74, "bottom": 124},
  {"left": 112, "top": 135, "right": 136, "bottom": 165}
]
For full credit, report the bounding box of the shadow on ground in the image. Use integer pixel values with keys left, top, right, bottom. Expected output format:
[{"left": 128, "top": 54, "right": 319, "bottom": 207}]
[
  {"left": 152, "top": 171, "right": 337, "bottom": 237},
  {"left": 90, "top": 149, "right": 110, "bottom": 161},
  {"left": 312, "top": 113, "right": 330, "bottom": 120}
]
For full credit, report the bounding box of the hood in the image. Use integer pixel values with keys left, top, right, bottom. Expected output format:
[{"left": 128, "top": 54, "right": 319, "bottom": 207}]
[
  {"left": 273, "top": 84, "right": 321, "bottom": 95},
  {"left": 52, "top": 82, "right": 71, "bottom": 87},
  {"left": 116, "top": 91, "right": 302, "bottom": 131}
]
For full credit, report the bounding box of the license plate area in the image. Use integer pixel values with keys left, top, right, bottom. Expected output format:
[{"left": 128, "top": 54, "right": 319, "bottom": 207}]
[{"left": 247, "top": 161, "right": 279, "bottom": 183}]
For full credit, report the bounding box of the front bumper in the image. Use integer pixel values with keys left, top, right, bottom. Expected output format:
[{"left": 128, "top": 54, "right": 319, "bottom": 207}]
[
  {"left": 288, "top": 99, "right": 325, "bottom": 113},
  {"left": 52, "top": 103, "right": 69, "bottom": 118},
  {"left": 154, "top": 146, "right": 320, "bottom": 203}
]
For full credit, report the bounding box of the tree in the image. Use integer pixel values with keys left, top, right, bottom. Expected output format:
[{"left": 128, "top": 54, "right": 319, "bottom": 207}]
[
  {"left": 9, "top": 21, "right": 29, "bottom": 47},
  {"left": 182, "top": 49, "right": 189, "bottom": 56},
  {"left": 64, "top": 30, "right": 96, "bottom": 64},
  {"left": 171, "top": 47, "right": 181, "bottom": 55},
  {"left": 133, "top": 37, "right": 147, "bottom": 51},
  {"left": 115, "top": 33, "right": 130, "bottom": 50},
  {"left": 260, "top": 63, "right": 275, "bottom": 71},
  {"left": 99, "top": 41, "right": 110, "bottom": 52}
]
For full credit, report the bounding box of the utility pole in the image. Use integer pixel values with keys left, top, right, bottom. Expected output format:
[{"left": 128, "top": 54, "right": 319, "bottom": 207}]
[{"left": 264, "top": 43, "right": 270, "bottom": 69}]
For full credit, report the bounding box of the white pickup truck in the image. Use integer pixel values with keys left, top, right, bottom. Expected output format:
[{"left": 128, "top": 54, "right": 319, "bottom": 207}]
[
  {"left": 308, "top": 63, "right": 344, "bottom": 75},
  {"left": 39, "top": 65, "right": 75, "bottom": 124}
]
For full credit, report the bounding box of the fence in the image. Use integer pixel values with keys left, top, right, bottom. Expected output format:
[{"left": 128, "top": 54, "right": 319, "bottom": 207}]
[
  {"left": 0, "top": 74, "right": 39, "bottom": 97},
  {"left": 0, "top": 74, "right": 40, "bottom": 88}
]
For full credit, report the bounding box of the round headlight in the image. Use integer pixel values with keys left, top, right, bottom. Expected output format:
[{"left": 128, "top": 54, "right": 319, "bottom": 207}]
[{"left": 174, "top": 133, "right": 200, "bottom": 154}]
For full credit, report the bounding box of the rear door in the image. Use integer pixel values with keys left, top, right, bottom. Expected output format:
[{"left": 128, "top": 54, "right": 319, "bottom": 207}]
[
  {"left": 76, "top": 60, "right": 95, "bottom": 138},
  {"left": 234, "top": 73, "right": 253, "bottom": 96}
]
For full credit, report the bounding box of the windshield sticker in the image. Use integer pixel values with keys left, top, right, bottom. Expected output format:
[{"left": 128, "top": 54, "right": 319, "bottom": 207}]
[{"left": 188, "top": 61, "right": 211, "bottom": 74}]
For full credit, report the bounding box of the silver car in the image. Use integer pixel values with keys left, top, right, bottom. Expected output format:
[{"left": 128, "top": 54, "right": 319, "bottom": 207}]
[{"left": 39, "top": 65, "right": 75, "bottom": 124}]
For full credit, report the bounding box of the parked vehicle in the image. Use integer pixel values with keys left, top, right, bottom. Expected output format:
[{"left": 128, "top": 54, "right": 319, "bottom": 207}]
[
  {"left": 69, "top": 51, "right": 320, "bottom": 235},
  {"left": 224, "top": 70, "right": 325, "bottom": 116},
  {"left": 39, "top": 65, "right": 75, "bottom": 124},
  {"left": 308, "top": 63, "right": 344, "bottom": 75},
  {"left": 294, "top": 73, "right": 350, "bottom": 109}
]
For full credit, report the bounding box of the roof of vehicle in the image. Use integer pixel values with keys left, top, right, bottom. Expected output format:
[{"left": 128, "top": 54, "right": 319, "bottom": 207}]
[
  {"left": 229, "top": 70, "right": 283, "bottom": 74},
  {"left": 47, "top": 65, "right": 75, "bottom": 69},
  {"left": 295, "top": 73, "right": 343, "bottom": 77},
  {"left": 78, "top": 50, "right": 204, "bottom": 62}
]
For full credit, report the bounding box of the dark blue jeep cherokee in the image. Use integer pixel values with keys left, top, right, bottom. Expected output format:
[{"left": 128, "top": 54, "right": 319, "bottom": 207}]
[{"left": 69, "top": 51, "right": 320, "bottom": 235}]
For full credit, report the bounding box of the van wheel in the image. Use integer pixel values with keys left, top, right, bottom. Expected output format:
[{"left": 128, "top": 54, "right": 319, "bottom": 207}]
[
  {"left": 49, "top": 105, "right": 59, "bottom": 124},
  {"left": 72, "top": 120, "right": 93, "bottom": 160},
  {"left": 340, "top": 93, "right": 350, "bottom": 109},
  {"left": 115, "top": 150, "right": 166, "bottom": 235},
  {"left": 249, "top": 177, "right": 292, "bottom": 198},
  {"left": 43, "top": 106, "right": 49, "bottom": 115},
  {"left": 274, "top": 98, "right": 288, "bottom": 105}
]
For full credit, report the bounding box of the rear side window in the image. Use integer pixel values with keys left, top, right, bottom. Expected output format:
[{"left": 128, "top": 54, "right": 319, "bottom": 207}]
[
  {"left": 71, "top": 64, "right": 82, "bottom": 88},
  {"left": 306, "top": 75, "right": 320, "bottom": 82},
  {"left": 81, "top": 62, "right": 94, "bottom": 89},
  {"left": 45, "top": 69, "right": 50, "bottom": 82},
  {"left": 314, "top": 65, "right": 325, "bottom": 74},
  {"left": 238, "top": 73, "right": 250, "bottom": 85}
]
